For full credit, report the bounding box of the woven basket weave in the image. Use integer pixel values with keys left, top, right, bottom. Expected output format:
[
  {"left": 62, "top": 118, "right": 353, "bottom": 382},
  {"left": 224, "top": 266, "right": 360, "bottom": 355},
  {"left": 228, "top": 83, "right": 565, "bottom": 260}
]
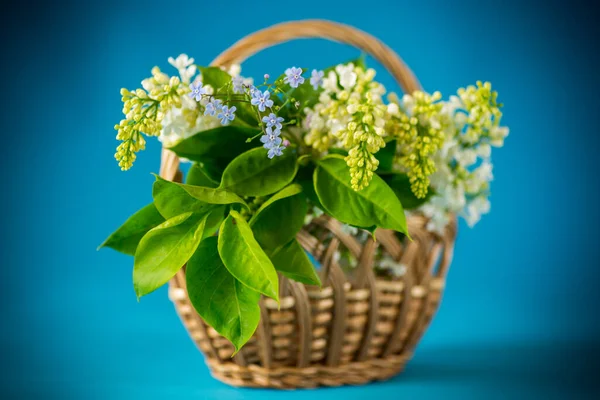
[{"left": 160, "top": 20, "right": 457, "bottom": 389}]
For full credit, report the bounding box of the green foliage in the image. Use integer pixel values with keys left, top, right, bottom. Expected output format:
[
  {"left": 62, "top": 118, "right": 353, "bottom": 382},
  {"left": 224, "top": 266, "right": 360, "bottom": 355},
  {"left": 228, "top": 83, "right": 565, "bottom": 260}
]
[
  {"left": 153, "top": 175, "right": 248, "bottom": 208},
  {"left": 186, "top": 163, "right": 219, "bottom": 188},
  {"left": 186, "top": 237, "right": 261, "bottom": 352},
  {"left": 269, "top": 239, "right": 321, "bottom": 286},
  {"left": 133, "top": 212, "right": 210, "bottom": 298},
  {"left": 153, "top": 175, "right": 211, "bottom": 219},
  {"left": 219, "top": 148, "right": 298, "bottom": 197},
  {"left": 382, "top": 173, "right": 432, "bottom": 210},
  {"left": 249, "top": 184, "right": 307, "bottom": 250},
  {"left": 99, "top": 203, "right": 164, "bottom": 255},
  {"left": 314, "top": 155, "right": 409, "bottom": 236},
  {"left": 218, "top": 210, "right": 279, "bottom": 301},
  {"left": 198, "top": 66, "right": 232, "bottom": 89},
  {"left": 168, "top": 126, "right": 259, "bottom": 179},
  {"left": 375, "top": 140, "right": 397, "bottom": 172}
]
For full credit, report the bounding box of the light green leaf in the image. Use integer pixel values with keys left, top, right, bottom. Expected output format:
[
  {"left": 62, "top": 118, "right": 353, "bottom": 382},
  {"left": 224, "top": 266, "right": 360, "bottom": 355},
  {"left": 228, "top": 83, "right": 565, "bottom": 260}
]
[
  {"left": 153, "top": 175, "right": 248, "bottom": 209},
  {"left": 186, "top": 163, "right": 219, "bottom": 188},
  {"left": 99, "top": 203, "right": 164, "bottom": 256},
  {"left": 199, "top": 66, "right": 232, "bottom": 89},
  {"left": 249, "top": 184, "right": 307, "bottom": 249},
  {"left": 220, "top": 148, "right": 298, "bottom": 197},
  {"left": 168, "top": 126, "right": 259, "bottom": 174},
  {"left": 153, "top": 175, "right": 212, "bottom": 219},
  {"left": 314, "top": 155, "right": 409, "bottom": 236},
  {"left": 269, "top": 239, "right": 321, "bottom": 287},
  {"left": 133, "top": 212, "right": 208, "bottom": 298},
  {"left": 382, "top": 173, "right": 432, "bottom": 210},
  {"left": 186, "top": 237, "right": 261, "bottom": 352},
  {"left": 218, "top": 210, "right": 279, "bottom": 301}
]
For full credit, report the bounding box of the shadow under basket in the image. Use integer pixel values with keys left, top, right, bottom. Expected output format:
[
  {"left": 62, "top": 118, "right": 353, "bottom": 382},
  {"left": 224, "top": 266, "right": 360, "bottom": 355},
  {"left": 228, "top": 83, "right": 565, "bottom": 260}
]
[{"left": 161, "top": 20, "right": 458, "bottom": 389}]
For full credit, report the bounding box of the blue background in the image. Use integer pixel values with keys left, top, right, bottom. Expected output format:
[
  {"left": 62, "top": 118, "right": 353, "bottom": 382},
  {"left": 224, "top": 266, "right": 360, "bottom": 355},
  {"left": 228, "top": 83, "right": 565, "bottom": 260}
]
[{"left": 2, "top": 0, "right": 599, "bottom": 398}]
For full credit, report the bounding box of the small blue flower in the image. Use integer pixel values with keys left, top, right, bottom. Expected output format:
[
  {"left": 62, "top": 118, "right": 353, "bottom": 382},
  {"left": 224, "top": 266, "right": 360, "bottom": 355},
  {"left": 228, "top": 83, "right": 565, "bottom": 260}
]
[
  {"left": 251, "top": 90, "right": 274, "bottom": 112},
  {"left": 217, "top": 105, "right": 236, "bottom": 125},
  {"left": 267, "top": 145, "right": 284, "bottom": 159},
  {"left": 262, "top": 113, "right": 284, "bottom": 130},
  {"left": 232, "top": 76, "right": 244, "bottom": 94},
  {"left": 284, "top": 67, "right": 304, "bottom": 88},
  {"left": 310, "top": 69, "right": 324, "bottom": 90},
  {"left": 189, "top": 82, "right": 206, "bottom": 101},
  {"left": 260, "top": 126, "right": 282, "bottom": 149},
  {"left": 204, "top": 99, "right": 223, "bottom": 116}
]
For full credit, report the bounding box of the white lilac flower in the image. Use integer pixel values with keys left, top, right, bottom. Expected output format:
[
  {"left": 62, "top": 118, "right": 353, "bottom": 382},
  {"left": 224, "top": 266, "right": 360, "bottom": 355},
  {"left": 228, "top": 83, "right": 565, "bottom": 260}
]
[
  {"left": 340, "top": 224, "right": 359, "bottom": 236},
  {"left": 227, "top": 64, "right": 241, "bottom": 77},
  {"left": 310, "top": 69, "right": 324, "bottom": 90},
  {"left": 335, "top": 63, "right": 357, "bottom": 89},
  {"left": 321, "top": 71, "right": 339, "bottom": 93},
  {"left": 379, "top": 256, "right": 407, "bottom": 277},
  {"left": 168, "top": 54, "right": 196, "bottom": 84},
  {"left": 189, "top": 82, "right": 206, "bottom": 101},
  {"left": 262, "top": 113, "right": 284, "bottom": 130},
  {"left": 284, "top": 67, "right": 305, "bottom": 88},
  {"left": 251, "top": 90, "right": 274, "bottom": 112},
  {"left": 217, "top": 105, "right": 236, "bottom": 125}
]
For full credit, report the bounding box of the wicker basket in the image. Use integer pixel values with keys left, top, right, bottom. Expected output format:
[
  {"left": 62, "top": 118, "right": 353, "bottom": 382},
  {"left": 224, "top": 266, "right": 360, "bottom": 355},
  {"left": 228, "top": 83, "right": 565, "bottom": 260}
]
[{"left": 160, "top": 20, "right": 457, "bottom": 389}]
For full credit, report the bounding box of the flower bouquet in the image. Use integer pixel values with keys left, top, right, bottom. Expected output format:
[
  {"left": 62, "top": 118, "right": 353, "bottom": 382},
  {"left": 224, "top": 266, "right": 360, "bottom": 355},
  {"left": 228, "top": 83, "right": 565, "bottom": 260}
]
[{"left": 100, "top": 21, "right": 508, "bottom": 388}]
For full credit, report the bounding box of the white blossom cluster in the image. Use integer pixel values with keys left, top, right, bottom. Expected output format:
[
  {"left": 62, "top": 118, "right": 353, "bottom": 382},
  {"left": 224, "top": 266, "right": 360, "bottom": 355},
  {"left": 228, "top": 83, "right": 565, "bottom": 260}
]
[
  {"left": 418, "top": 83, "right": 509, "bottom": 233},
  {"left": 148, "top": 54, "right": 251, "bottom": 149}
]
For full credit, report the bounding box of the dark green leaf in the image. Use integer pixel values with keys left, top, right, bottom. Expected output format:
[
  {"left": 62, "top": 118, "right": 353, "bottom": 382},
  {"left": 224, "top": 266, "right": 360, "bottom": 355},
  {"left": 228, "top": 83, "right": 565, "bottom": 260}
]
[
  {"left": 133, "top": 212, "right": 209, "bottom": 298},
  {"left": 314, "top": 155, "right": 409, "bottom": 236},
  {"left": 249, "top": 184, "right": 307, "bottom": 249},
  {"left": 168, "top": 126, "right": 259, "bottom": 177},
  {"left": 375, "top": 140, "right": 397, "bottom": 172},
  {"left": 382, "top": 173, "right": 432, "bottom": 210},
  {"left": 186, "top": 163, "right": 219, "bottom": 188},
  {"left": 269, "top": 239, "right": 321, "bottom": 286},
  {"left": 99, "top": 203, "right": 164, "bottom": 256},
  {"left": 219, "top": 148, "right": 298, "bottom": 197},
  {"left": 186, "top": 237, "right": 261, "bottom": 352},
  {"left": 218, "top": 210, "right": 279, "bottom": 301}
]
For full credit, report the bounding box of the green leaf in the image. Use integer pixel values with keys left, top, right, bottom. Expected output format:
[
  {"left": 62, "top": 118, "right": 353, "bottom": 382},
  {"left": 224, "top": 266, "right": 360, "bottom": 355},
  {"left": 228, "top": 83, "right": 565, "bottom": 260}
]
[
  {"left": 153, "top": 175, "right": 212, "bottom": 219},
  {"left": 168, "top": 126, "right": 259, "bottom": 177},
  {"left": 219, "top": 148, "right": 298, "bottom": 197},
  {"left": 153, "top": 175, "right": 248, "bottom": 208},
  {"left": 382, "top": 173, "right": 432, "bottom": 210},
  {"left": 249, "top": 184, "right": 307, "bottom": 250},
  {"left": 99, "top": 203, "right": 165, "bottom": 256},
  {"left": 199, "top": 66, "right": 232, "bottom": 91},
  {"left": 375, "top": 140, "right": 397, "bottom": 172},
  {"left": 186, "top": 163, "right": 219, "bottom": 188},
  {"left": 186, "top": 237, "right": 261, "bottom": 352},
  {"left": 218, "top": 210, "right": 279, "bottom": 301},
  {"left": 296, "top": 163, "right": 324, "bottom": 210},
  {"left": 269, "top": 239, "right": 321, "bottom": 286},
  {"left": 314, "top": 155, "right": 409, "bottom": 236},
  {"left": 133, "top": 212, "right": 209, "bottom": 298}
]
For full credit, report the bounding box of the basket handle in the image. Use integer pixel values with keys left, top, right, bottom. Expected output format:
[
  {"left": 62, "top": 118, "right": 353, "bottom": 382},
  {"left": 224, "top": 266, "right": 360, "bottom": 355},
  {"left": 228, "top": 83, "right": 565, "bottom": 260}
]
[{"left": 160, "top": 19, "right": 421, "bottom": 180}]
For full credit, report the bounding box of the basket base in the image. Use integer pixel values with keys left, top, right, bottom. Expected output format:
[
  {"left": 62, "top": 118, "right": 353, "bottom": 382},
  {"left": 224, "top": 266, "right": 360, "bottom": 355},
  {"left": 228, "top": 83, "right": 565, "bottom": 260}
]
[{"left": 206, "top": 354, "right": 411, "bottom": 389}]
